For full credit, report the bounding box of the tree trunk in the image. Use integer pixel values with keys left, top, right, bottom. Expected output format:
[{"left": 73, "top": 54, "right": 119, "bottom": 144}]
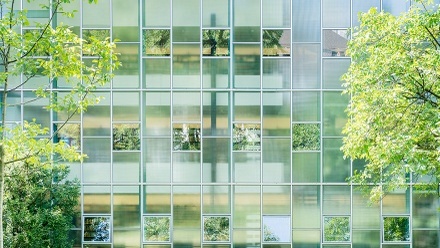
[{"left": 0, "top": 144, "right": 4, "bottom": 248}]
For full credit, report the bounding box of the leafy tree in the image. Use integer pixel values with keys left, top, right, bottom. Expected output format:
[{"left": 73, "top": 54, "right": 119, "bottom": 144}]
[
  {"left": 292, "top": 123, "right": 320, "bottom": 151},
  {"left": 341, "top": 0, "right": 440, "bottom": 202},
  {"left": 323, "top": 217, "right": 350, "bottom": 242},
  {"left": 0, "top": 0, "right": 118, "bottom": 247},
  {"left": 383, "top": 217, "right": 410, "bottom": 242}
]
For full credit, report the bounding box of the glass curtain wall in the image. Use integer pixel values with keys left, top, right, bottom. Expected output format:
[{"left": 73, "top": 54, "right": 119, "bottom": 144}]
[{"left": 6, "top": 0, "right": 439, "bottom": 247}]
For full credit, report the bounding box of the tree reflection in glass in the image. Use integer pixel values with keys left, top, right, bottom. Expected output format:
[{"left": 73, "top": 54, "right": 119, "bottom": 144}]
[{"left": 203, "top": 216, "right": 230, "bottom": 242}]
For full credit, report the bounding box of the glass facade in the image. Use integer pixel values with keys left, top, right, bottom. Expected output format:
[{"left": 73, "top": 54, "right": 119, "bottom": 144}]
[{"left": 5, "top": 0, "right": 440, "bottom": 247}]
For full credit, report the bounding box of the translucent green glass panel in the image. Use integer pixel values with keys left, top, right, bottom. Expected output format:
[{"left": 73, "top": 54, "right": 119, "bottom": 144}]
[
  {"left": 112, "top": 0, "right": 139, "bottom": 42},
  {"left": 413, "top": 230, "right": 438, "bottom": 248},
  {"left": 113, "top": 186, "right": 140, "bottom": 228},
  {"left": 172, "top": 153, "right": 201, "bottom": 183},
  {"left": 263, "top": 216, "right": 291, "bottom": 242},
  {"left": 143, "top": 216, "right": 170, "bottom": 241},
  {"left": 262, "top": 138, "right": 290, "bottom": 183},
  {"left": 412, "top": 189, "right": 439, "bottom": 228},
  {"left": 262, "top": 0, "right": 290, "bottom": 28},
  {"left": 323, "top": 0, "right": 351, "bottom": 28},
  {"left": 173, "top": 44, "right": 200, "bottom": 88},
  {"left": 292, "top": 152, "right": 320, "bottom": 183},
  {"left": 113, "top": 44, "right": 140, "bottom": 88},
  {"left": 173, "top": 123, "right": 201, "bottom": 151},
  {"left": 82, "top": 0, "right": 110, "bottom": 28},
  {"left": 352, "top": 0, "right": 380, "bottom": 26},
  {"left": 353, "top": 230, "right": 380, "bottom": 248},
  {"left": 173, "top": 186, "right": 201, "bottom": 228},
  {"left": 323, "top": 30, "right": 349, "bottom": 57},
  {"left": 263, "top": 59, "right": 291, "bottom": 89},
  {"left": 173, "top": 229, "right": 201, "bottom": 248},
  {"left": 233, "top": 230, "right": 260, "bottom": 247},
  {"left": 234, "top": 44, "right": 260, "bottom": 88},
  {"left": 323, "top": 59, "right": 350, "bottom": 89},
  {"left": 323, "top": 92, "right": 349, "bottom": 136},
  {"left": 203, "top": 186, "right": 230, "bottom": 214},
  {"left": 383, "top": 216, "right": 410, "bottom": 242},
  {"left": 292, "top": 44, "right": 320, "bottom": 89},
  {"left": 263, "top": 92, "right": 290, "bottom": 136},
  {"left": 172, "top": 0, "right": 200, "bottom": 42},
  {"left": 292, "top": 91, "right": 320, "bottom": 122},
  {"left": 23, "top": 91, "right": 50, "bottom": 127},
  {"left": 233, "top": 152, "right": 260, "bottom": 183},
  {"left": 143, "top": 0, "right": 170, "bottom": 27},
  {"left": 203, "top": 58, "right": 230, "bottom": 88},
  {"left": 323, "top": 186, "right": 351, "bottom": 215},
  {"left": 382, "top": 189, "right": 410, "bottom": 214},
  {"left": 113, "top": 152, "right": 140, "bottom": 183},
  {"left": 83, "top": 93, "right": 110, "bottom": 136},
  {"left": 145, "top": 92, "right": 170, "bottom": 136},
  {"left": 144, "top": 58, "right": 171, "bottom": 88},
  {"left": 113, "top": 124, "right": 140, "bottom": 150},
  {"left": 143, "top": 245, "right": 171, "bottom": 248},
  {"left": 57, "top": 0, "right": 80, "bottom": 33},
  {"left": 352, "top": 187, "right": 380, "bottom": 229},
  {"left": 383, "top": 0, "right": 410, "bottom": 16},
  {"left": 233, "top": 186, "right": 260, "bottom": 228},
  {"left": 143, "top": 30, "right": 171, "bottom": 56},
  {"left": 292, "top": 186, "right": 320, "bottom": 228},
  {"left": 263, "top": 30, "right": 290, "bottom": 56},
  {"left": 83, "top": 186, "right": 111, "bottom": 214},
  {"left": 323, "top": 138, "right": 350, "bottom": 182},
  {"left": 233, "top": 0, "right": 260, "bottom": 42},
  {"left": 144, "top": 185, "right": 171, "bottom": 214},
  {"left": 292, "top": 229, "right": 320, "bottom": 247},
  {"left": 203, "top": 0, "right": 229, "bottom": 27},
  {"left": 292, "top": 123, "right": 320, "bottom": 151},
  {"left": 323, "top": 216, "right": 350, "bottom": 242},
  {"left": 292, "top": 0, "right": 321, "bottom": 42},
  {"left": 172, "top": 92, "right": 200, "bottom": 122},
  {"left": 203, "top": 92, "right": 229, "bottom": 136},
  {"left": 263, "top": 186, "right": 290, "bottom": 214},
  {"left": 203, "top": 216, "right": 230, "bottom": 241},
  {"left": 144, "top": 138, "right": 171, "bottom": 183},
  {"left": 203, "top": 30, "right": 230, "bottom": 56},
  {"left": 114, "top": 230, "right": 140, "bottom": 247},
  {"left": 203, "top": 138, "right": 230, "bottom": 183},
  {"left": 83, "top": 138, "right": 111, "bottom": 163},
  {"left": 83, "top": 162, "right": 111, "bottom": 183},
  {"left": 234, "top": 92, "right": 260, "bottom": 122}
]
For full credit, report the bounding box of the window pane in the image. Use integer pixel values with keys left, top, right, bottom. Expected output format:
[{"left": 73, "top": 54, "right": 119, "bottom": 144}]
[
  {"left": 173, "top": 44, "right": 201, "bottom": 88},
  {"left": 323, "top": 91, "right": 348, "bottom": 136},
  {"left": 292, "top": 230, "right": 320, "bottom": 247},
  {"left": 263, "top": 59, "right": 290, "bottom": 89},
  {"left": 83, "top": 138, "right": 111, "bottom": 162},
  {"left": 323, "top": 59, "right": 350, "bottom": 89},
  {"left": 144, "top": 0, "right": 170, "bottom": 27},
  {"left": 292, "top": 123, "right": 320, "bottom": 151},
  {"left": 353, "top": 186, "right": 380, "bottom": 229},
  {"left": 173, "top": 123, "right": 201, "bottom": 151},
  {"left": 203, "top": 58, "right": 230, "bottom": 89},
  {"left": 383, "top": 0, "right": 410, "bottom": 16},
  {"left": 173, "top": 0, "right": 200, "bottom": 42},
  {"left": 83, "top": 162, "right": 111, "bottom": 183},
  {"left": 292, "top": 0, "right": 320, "bottom": 42},
  {"left": 353, "top": 230, "right": 380, "bottom": 248},
  {"left": 84, "top": 186, "right": 111, "bottom": 214},
  {"left": 173, "top": 92, "right": 200, "bottom": 121},
  {"left": 323, "top": 186, "right": 351, "bottom": 215},
  {"left": 113, "top": 43, "right": 140, "bottom": 88},
  {"left": 383, "top": 217, "right": 410, "bottom": 242},
  {"left": 84, "top": 93, "right": 110, "bottom": 136},
  {"left": 292, "top": 44, "right": 320, "bottom": 89},
  {"left": 172, "top": 152, "right": 201, "bottom": 183},
  {"left": 82, "top": 0, "right": 110, "bottom": 28},
  {"left": 173, "top": 186, "right": 201, "bottom": 228},
  {"left": 323, "top": 0, "right": 351, "bottom": 28},
  {"left": 113, "top": 152, "right": 140, "bottom": 183},
  {"left": 144, "top": 58, "right": 171, "bottom": 88},
  {"left": 262, "top": 138, "right": 290, "bottom": 183},
  {"left": 262, "top": 0, "right": 290, "bottom": 28},
  {"left": 143, "top": 216, "right": 170, "bottom": 241},
  {"left": 412, "top": 189, "right": 439, "bottom": 228},
  {"left": 234, "top": 44, "right": 260, "bottom": 88},
  {"left": 112, "top": 0, "right": 139, "bottom": 42},
  {"left": 84, "top": 216, "right": 111, "bottom": 242},
  {"left": 113, "top": 124, "right": 140, "bottom": 151},
  {"left": 113, "top": 92, "right": 140, "bottom": 121},
  {"left": 323, "top": 216, "right": 350, "bottom": 242},
  {"left": 203, "top": 30, "right": 230, "bottom": 56},
  {"left": 203, "top": 216, "right": 230, "bottom": 241},
  {"left": 234, "top": 92, "right": 260, "bottom": 122},
  {"left": 145, "top": 92, "right": 170, "bottom": 136},
  {"left": 233, "top": 186, "right": 260, "bottom": 228},
  {"left": 263, "top": 30, "right": 290, "bottom": 57},
  {"left": 144, "top": 185, "right": 171, "bottom": 214},
  {"left": 263, "top": 92, "right": 290, "bottom": 136},
  {"left": 203, "top": 186, "right": 230, "bottom": 214},
  {"left": 323, "top": 29, "right": 349, "bottom": 57},
  {"left": 203, "top": 138, "right": 230, "bottom": 183},
  {"left": 263, "top": 186, "right": 290, "bottom": 214},
  {"left": 323, "top": 138, "right": 350, "bottom": 182},
  {"left": 233, "top": 123, "right": 261, "bottom": 151},
  {"left": 413, "top": 230, "right": 438, "bottom": 248},
  {"left": 144, "top": 138, "right": 171, "bottom": 183},
  {"left": 233, "top": 230, "right": 260, "bottom": 247},
  {"left": 143, "top": 30, "right": 171, "bottom": 56},
  {"left": 292, "top": 186, "right": 320, "bottom": 228},
  {"left": 234, "top": 0, "right": 260, "bottom": 42},
  {"left": 233, "top": 152, "right": 261, "bottom": 183},
  {"left": 352, "top": 0, "right": 380, "bottom": 26},
  {"left": 203, "top": 0, "right": 229, "bottom": 27},
  {"left": 113, "top": 186, "right": 140, "bottom": 228},
  {"left": 203, "top": 92, "right": 229, "bottom": 136},
  {"left": 382, "top": 189, "right": 410, "bottom": 214},
  {"left": 292, "top": 152, "right": 320, "bottom": 183},
  {"left": 263, "top": 216, "right": 290, "bottom": 242},
  {"left": 292, "top": 91, "right": 320, "bottom": 122}
]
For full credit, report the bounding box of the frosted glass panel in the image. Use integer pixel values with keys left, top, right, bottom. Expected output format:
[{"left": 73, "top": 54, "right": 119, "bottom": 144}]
[
  {"left": 292, "top": 91, "right": 320, "bottom": 122},
  {"left": 144, "top": 0, "right": 170, "bottom": 27},
  {"left": 145, "top": 92, "right": 170, "bottom": 136},
  {"left": 144, "top": 185, "right": 171, "bottom": 214},
  {"left": 323, "top": 58, "right": 350, "bottom": 89},
  {"left": 323, "top": 138, "right": 350, "bottom": 183},
  {"left": 234, "top": 0, "right": 260, "bottom": 42},
  {"left": 173, "top": 0, "right": 200, "bottom": 42},
  {"left": 263, "top": 92, "right": 290, "bottom": 136},
  {"left": 173, "top": 186, "right": 201, "bottom": 228},
  {"left": 203, "top": 0, "right": 229, "bottom": 27},
  {"left": 383, "top": 0, "right": 410, "bottom": 16},
  {"left": 292, "top": 44, "right": 320, "bottom": 89},
  {"left": 262, "top": 138, "right": 290, "bottom": 183},
  {"left": 292, "top": 0, "right": 320, "bottom": 42},
  {"left": 323, "top": 0, "right": 351, "bottom": 28},
  {"left": 323, "top": 91, "right": 349, "bottom": 136},
  {"left": 203, "top": 138, "right": 230, "bottom": 183},
  {"left": 292, "top": 152, "right": 320, "bottom": 183},
  {"left": 262, "top": 0, "right": 290, "bottom": 28},
  {"left": 234, "top": 44, "right": 260, "bottom": 88},
  {"left": 352, "top": 0, "right": 380, "bottom": 26},
  {"left": 203, "top": 58, "right": 230, "bottom": 89},
  {"left": 323, "top": 186, "right": 351, "bottom": 215},
  {"left": 203, "top": 186, "right": 231, "bottom": 214},
  {"left": 263, "top": 59, "right": 291, "bottom": 89},
  {"left": 292, "top": 186, "right": 320, "bottom": 228},
  {"left": 234, "top": 92, "right": 260, "bottom": 122},
  {"left": 203, "top": 92, "right": 229, "bottom": 136},
  {"left": 144, "top": 58, "right": 171, "bottom": 89},
  {"left": 173, "top": 44, "right": 200, "bottom": 88},
  {"left": 233, "top": 186, "right": 260, "bottom": 228},
  {"left": 262, "top": 186, "right": 290, "bottom": 214},
  {"left": 234, "top": 153, "right": 261, "bottom": 183},
  {"left": 112, "top": 0, "right": 139, "bottom": 42},
  {"left": 144, "top": 138, "right": 171, "bottom": 183},
  {"left": 172, "top": 92, "right": 201, "bottom": 121}
]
